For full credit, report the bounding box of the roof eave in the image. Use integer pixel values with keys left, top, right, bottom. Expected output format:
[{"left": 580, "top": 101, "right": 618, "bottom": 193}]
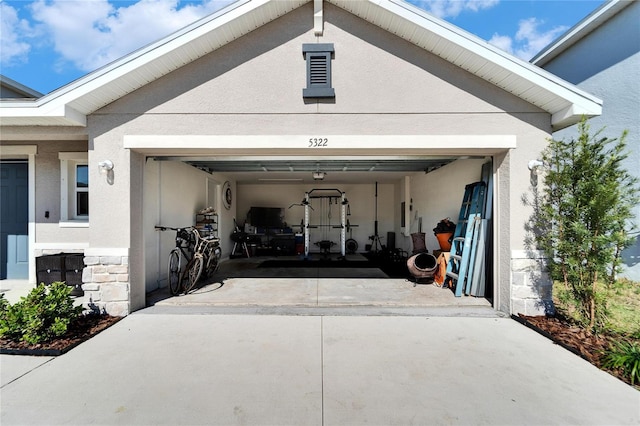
[
  {"left": 0, "top": 103, "right": 86, "bottom": 127},
  {"left": 551, "top": 101, "right": 603, "bottom": 131},
  {"left": 0, "top": 74, "right": 44, "bottom": 98},
  {"left": 531, "top": 0, "right": 630, "bottom": 67}
]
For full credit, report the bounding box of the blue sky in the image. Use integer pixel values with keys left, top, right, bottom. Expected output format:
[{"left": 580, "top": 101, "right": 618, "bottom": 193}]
[{"left": 1, "top": 0, "right": 606, "bottom": 95}]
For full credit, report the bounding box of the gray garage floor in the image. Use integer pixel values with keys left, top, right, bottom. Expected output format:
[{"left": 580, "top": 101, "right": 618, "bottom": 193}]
[{"left": 147, "top": 254, "right": 493, "bottom": 313}]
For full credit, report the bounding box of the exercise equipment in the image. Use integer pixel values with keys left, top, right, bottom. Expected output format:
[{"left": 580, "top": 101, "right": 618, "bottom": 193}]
[
  {"left": 345, "top": 220, "right": 358, "bottom": 254},
  {"left": 300, "top": 189, "right": 349, "bottom": 259},
  {"left": 230, "top": 219, "right": 251, "bottom": 258},
  {"left": 369, "top": 182, "right": 383, "bottom": 252}
]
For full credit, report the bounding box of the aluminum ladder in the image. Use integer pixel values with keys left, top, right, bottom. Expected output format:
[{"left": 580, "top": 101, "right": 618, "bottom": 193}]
[{"left": 445, "top": 182, "right": 486, "bottom": 296}]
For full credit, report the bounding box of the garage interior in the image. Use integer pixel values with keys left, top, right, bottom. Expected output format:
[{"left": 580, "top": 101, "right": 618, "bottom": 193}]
[{"left": 147, "top": 154, "right": 494, "bottom": 310}]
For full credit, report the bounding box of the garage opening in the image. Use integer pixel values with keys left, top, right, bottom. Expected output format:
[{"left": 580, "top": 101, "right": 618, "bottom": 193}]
[{"left": 146, "top": 153, "right": 494, "bottom": 309}]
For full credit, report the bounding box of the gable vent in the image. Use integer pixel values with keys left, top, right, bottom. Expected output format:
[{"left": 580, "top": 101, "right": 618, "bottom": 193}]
[
  {"left": 303, "top": 43, "right": 335, "bottom": 98},
  {"left": 309, "top": 55, "right": 329, "bottom": 85}
]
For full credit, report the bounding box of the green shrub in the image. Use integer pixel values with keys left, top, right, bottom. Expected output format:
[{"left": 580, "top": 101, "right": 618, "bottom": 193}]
[
  {"left": 602, "top": 339, "right": 640, "bottom": 386},
  {"left": 0, "top": 282, "right": 82, "bottom": 344}
]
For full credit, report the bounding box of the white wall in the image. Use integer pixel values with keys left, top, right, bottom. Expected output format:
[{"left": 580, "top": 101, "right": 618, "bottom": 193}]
[
  {"left": 407, "top": 159, "right": 488, "bottom": 253},
  {"left": 143, "top": 159, "right": 235, "bottom": 292},
  {"left": 237, "top": 182, "right": 395, "bottom": 253}
]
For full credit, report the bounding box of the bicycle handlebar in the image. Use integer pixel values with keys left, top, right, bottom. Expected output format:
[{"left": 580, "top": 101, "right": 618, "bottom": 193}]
[{"left": 155, "top": 225, "right": 193, "bottom": 232}]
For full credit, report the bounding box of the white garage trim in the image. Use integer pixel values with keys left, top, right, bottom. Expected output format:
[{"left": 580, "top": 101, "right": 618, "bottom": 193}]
[{"left": 124, "top": 135, "right": 516, "bottom": 154}]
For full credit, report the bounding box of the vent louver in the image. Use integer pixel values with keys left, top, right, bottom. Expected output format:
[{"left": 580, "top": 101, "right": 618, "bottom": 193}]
[{"left": 303, "top": 44, "right": 335, "bottom": 98}]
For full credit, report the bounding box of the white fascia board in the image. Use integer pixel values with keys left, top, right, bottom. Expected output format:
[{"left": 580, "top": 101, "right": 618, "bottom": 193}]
[
  {"left": 0, "top": 103, "right": 86, "bottom": 126},
  {"left": 379, "top": 0, "right": 602, "bottom": 121},
  {"left": 551, "top": 102, "right": 603, "bottom": 130}
]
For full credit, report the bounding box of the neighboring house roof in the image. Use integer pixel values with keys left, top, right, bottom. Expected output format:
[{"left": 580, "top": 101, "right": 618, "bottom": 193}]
[
  {"left": 0, "top": 74, "right": 43, "bottom": 99},
  {"left": 0, "top": 0, "right": 602, "bottom": 129},
  {"left": 531, "top": 0, "right": 632, "bottom": 67}
]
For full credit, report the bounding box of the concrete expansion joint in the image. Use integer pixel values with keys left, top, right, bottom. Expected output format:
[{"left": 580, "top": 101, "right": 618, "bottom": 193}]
[{"left": 137, "top": 305, "right": 503, "bottom": 317}]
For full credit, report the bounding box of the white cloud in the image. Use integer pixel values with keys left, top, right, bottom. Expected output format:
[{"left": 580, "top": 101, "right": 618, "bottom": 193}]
[
  {"left": 487, "top": 34, "right": 512, "bottom": 54},
  {"left": 29, "top": 0, "right": 235, "bottom": 72},
  {"left": 489, "top": 17, "right": 568, "bottom": 60},
  {"left": 0, "top": 1, "right": 34, "bottom": 66},
  {"left": 413, "top": 0, "right": 499, "bottom": 19}
]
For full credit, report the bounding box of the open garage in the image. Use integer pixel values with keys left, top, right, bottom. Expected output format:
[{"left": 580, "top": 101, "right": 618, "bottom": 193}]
[{"left": 134, "top": 136, "right": 504, "bottom": 310}]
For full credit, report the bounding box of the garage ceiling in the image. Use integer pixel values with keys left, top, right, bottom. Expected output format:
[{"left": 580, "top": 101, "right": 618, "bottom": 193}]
[{"left": 155, "top": 155, "right": 461, "bottom": 184}]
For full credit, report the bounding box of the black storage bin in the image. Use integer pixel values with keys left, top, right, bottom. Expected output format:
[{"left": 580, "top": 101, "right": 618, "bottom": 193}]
[
  {"left": 36, "top": 254, "right": 64, "bottom": 285},
  {"left": 64, "top": 254, "right": 85, "bottom": 296},
  {"left": 35, "top": 253, "right": 85, "bottom": 296}
]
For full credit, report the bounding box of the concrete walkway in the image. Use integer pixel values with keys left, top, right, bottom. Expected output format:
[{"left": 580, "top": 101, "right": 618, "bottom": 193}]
[{"left": 2, "top": 311, "right": 638, "bottom": 425}]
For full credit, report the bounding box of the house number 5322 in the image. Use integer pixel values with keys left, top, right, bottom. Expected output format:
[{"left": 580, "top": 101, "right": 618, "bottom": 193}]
[{"left": 308, "top": 138, "right": 328, "bottom": 147}]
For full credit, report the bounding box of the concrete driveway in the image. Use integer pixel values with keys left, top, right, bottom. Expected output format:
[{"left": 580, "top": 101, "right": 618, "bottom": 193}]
[{"left": 1, "top": 309, "right": 638, "bottom": 425}]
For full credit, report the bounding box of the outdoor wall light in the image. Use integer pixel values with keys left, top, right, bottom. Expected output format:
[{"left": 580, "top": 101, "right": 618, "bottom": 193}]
[
  {"left": 313, "top": 171, "right": 326, "bottom": 180},
  {"left": 528, "top": 159, "right": 545, "bottom": 171},
  {"left": 98, "top": 160, "right": 114, "bottom": 174},
  {"left": 528, "top": 159, "right": 545, "bottom": 187},
  {"left": 98, "top": 160, "right": 115, "bottom": 185}
]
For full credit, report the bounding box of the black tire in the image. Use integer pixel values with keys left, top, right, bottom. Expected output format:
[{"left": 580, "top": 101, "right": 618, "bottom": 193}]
[
  {"left": 207, "top": 246, "right": 222, "bottom": 276},
  {"left": 168, "top": 250, "right": 181, "bottom": 295},
  {"left": 184, "top": 254, "right": 203, "bottom": 293}
]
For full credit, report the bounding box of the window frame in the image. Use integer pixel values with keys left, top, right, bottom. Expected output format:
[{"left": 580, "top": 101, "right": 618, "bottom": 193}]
[
  {"left": 74, "top": 163, "right": 89, "bottom": 218},
  {"left": 59, "top": 152, "right": 89, "bottom": 225}
]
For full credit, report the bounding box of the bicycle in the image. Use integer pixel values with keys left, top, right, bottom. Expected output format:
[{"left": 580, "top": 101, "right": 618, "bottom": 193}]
[
  {"left": 156, "top": 226, "right": 222, "bottom": 295},
  {"left": 182, "top": 228, "right": 222, "bottom": 293}
]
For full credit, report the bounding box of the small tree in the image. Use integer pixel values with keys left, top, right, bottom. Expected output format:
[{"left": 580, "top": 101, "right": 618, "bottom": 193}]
[{"left": 535, "top": 119, "right": 639, "bottom": 330}]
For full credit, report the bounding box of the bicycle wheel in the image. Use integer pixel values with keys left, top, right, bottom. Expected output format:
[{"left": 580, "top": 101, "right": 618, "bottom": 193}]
[
  {"left": 204, "top": 246, "right": 219, "bottom": 277},
  {"left": 184, "top": 253, "right": 203, "bottom": 293},
  {"left": 211, "top": 247, "right": 222, "bottom": 274},
  {"left": 167, "top": 249, "right": 182, "bottom": 296}
]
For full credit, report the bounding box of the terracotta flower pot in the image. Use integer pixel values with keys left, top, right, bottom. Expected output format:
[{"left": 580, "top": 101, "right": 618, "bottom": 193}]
[{"left": 435, "top": 232, "right": 453, "bottom": 251}]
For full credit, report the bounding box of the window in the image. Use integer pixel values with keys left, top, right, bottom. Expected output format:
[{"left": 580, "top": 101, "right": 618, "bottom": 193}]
[
  {"left": 302, "top": 43, "right": 335, "bottom": 98},
  {"left": 59, "top": 152, "right": 89, "bottom": 223},
  {"left": 75, "top": 164, "right": 89, "bottom": 217}
]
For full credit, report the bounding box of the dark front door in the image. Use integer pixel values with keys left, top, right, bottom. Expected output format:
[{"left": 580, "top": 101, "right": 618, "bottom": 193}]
[{"left": 0, "top": 162, "right": 29, "bottom": 279}]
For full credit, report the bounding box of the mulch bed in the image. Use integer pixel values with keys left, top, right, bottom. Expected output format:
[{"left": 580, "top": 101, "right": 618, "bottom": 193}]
[
  {"left": 0, "top": 314, "right": 122, "bottom": 356},
  {"left": 514, "top": 314, "right": 636, "bottom": 388}
]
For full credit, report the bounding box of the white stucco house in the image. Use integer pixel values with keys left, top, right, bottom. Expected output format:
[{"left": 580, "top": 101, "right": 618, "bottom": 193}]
[
  {"left": 0, "top": 0, "right": 602, "bottom": 316},
  {"left": 532, "top": 0, "right": 640, "bottom": 281}
]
